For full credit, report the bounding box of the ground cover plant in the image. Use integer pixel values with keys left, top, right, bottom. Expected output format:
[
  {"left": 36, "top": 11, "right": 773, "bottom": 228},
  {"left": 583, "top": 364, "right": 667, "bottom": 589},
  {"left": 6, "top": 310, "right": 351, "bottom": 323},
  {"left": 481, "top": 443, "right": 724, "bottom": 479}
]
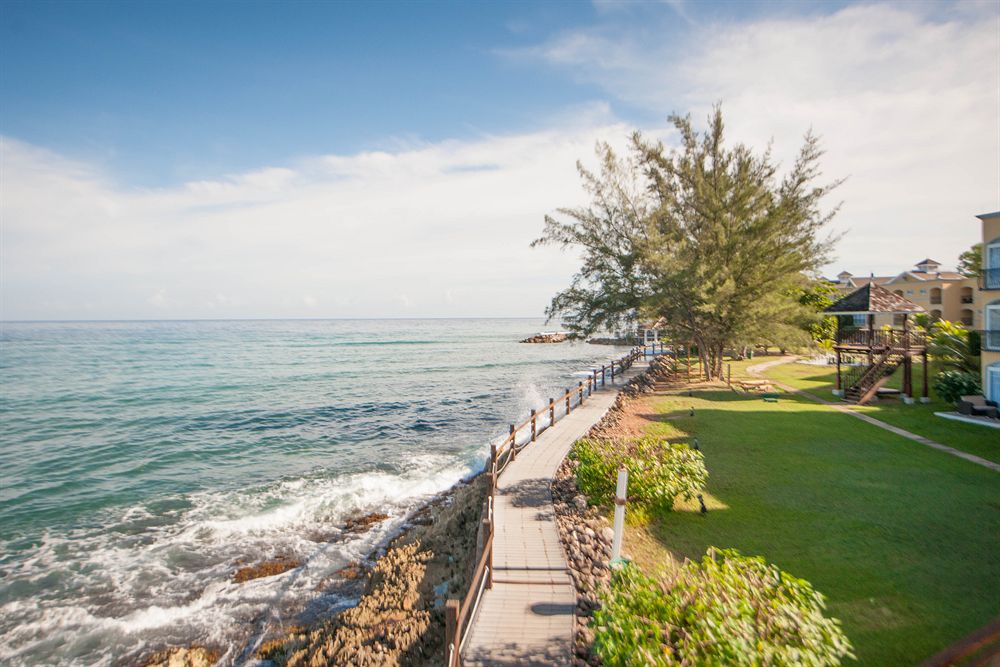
[
  {"left": 622, "top": 387, "right": 1000, "bottom": 665},
  {"left": 593, "top": 550, "right": 853, "bottom": 667},
  {"left": 571, "top": 436, "right": 707, "bottom": 516}
]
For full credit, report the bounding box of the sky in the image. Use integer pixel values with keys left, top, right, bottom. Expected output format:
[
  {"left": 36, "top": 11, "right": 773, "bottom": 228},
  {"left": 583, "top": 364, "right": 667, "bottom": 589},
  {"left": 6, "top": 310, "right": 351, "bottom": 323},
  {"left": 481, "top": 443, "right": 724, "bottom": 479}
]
[{"left": 1, "top": 0, "right": 998, "bottom": 320}]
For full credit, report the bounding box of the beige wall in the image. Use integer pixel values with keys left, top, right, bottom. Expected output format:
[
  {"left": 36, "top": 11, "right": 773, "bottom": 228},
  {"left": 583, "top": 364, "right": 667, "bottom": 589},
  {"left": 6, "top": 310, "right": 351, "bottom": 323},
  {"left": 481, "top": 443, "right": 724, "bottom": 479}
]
[{"left": 883, "top": 275, "right": 978, "bottom": 328}]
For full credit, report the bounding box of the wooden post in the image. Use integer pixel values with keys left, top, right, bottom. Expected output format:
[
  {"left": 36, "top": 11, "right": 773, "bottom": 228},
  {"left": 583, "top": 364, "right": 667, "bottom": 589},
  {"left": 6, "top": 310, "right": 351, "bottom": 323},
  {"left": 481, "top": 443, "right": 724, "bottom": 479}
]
[
  {"left": 611, "top": 467, "right": 628, "bottom": 562},
  {"left": 509, "top": 424, "right": 516, "bottom": 459},
  {"left": 610, "top": 361, "right": 615, "bottom": 383},
  {"left": 922, "top": 350, "right": 929, "bottom": 401},
  {"left": 867, "top": 314, "right": 874, "bottom": 367},
  {"left": 578, "top": 381, "right": 584, "bottom": 404},
  {"left": 530, "top": 409, "right": 537, "bottom": 441},
  {"left": 489, "top": 444, "right": 497, "bottom": 492},
  {"left": 565, "top": 388, "right": 571, "bottom": 414},
  {"left": 483, "top": 518, "right": 493, "bottom": 588},
  {"left": 835, "top": 349, "right": 842, "bottom": 391},
  {"left": 445, "top": 598, "right": 460, "bottom": 667},
  {"left": 727, "top": 363, "right": 731, "bottom": 386},
  {"left": 587, "top": 376, "right": 593, "bottom": 397},
  {"left": 601, "top": 365, "right": 606, "bottom": 387},
  {"left": 593, "top": 369, "right": 598, "bottom": 390},
  {"left": 549, "top": 397, "right": 555, "bottom": 424}
]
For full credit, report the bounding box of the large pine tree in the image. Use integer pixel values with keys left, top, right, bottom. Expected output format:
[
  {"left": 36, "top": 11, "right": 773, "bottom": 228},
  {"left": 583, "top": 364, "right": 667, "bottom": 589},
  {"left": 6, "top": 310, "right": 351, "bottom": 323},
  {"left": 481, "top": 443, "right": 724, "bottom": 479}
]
[{"left": 535, "top": 107, "right": 841, "bottom": 379}]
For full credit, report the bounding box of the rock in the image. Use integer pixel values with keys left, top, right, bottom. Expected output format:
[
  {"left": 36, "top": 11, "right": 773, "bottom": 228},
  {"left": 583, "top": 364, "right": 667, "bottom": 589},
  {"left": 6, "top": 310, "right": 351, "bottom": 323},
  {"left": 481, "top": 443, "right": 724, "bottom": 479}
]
[
  {"left": 142, "top": 647, "right": 219, "bottom": 667},
  {"left": 232, "top": 556, "right": 300, "bottom": 583},
  {"left": 520, "top": 332, "right": 569, "bottom": 343},
  {"left": 573, "top": 495, "right": 588, "bottom": 511},
  {"left": 343, "top": 511, "right": 389, "bottom": 533},
  {"left": 600, "top": 527, "right": 614, "bottom": 543}
]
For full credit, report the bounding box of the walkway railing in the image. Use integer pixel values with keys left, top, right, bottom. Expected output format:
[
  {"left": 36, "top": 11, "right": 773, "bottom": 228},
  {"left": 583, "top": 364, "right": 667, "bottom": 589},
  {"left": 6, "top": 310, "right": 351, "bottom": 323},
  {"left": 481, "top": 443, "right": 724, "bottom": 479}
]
[{"left": 444, "top": 345, "right": 647, "bottom": 667}]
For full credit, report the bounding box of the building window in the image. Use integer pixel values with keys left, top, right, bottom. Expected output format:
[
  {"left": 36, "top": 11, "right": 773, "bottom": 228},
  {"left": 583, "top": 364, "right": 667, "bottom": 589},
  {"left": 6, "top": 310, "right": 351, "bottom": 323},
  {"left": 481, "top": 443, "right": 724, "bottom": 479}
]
[
  {"left": 906, "top": 290, "right": 914, "bottom": 295},
  {"left": 852, "top": 314, "right": 867, "bottom": 327},
  {"left": 894, "top": 290, "right": 903, "bottom": 297},
  {"left": 961, "top": 286, "right": 974, "bottom": 304},
  {"left": 988, "top": 363, "right": 1000, "bottom": 402},
  {"left": 960, "top": 308, "right": 974, "bottom": 327},
  {"left": 929, "top": 287, "right": 941, "bottom": 304},
  {"left": 988, "top": 241, "right": 1000, "bottom": 289},
  {"left": 930, "top": 309, "right": 942, "bottom": 321},
  {"left": 987, "top": 303, "right": 1000, "bottom": 351},
  {"left": 893, "top": 314, "right": 906, "bottom": 326}
]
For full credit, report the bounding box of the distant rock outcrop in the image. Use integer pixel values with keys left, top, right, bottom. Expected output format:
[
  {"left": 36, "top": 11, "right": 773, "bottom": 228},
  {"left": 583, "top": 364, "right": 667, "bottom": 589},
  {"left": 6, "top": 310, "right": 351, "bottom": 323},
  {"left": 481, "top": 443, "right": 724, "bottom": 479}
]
[
  {"left": 586, "top": 337, "right": 632, "bottom": 346},
  {"left": 520, "top": 332, "right": 569, "bottom": 343}
]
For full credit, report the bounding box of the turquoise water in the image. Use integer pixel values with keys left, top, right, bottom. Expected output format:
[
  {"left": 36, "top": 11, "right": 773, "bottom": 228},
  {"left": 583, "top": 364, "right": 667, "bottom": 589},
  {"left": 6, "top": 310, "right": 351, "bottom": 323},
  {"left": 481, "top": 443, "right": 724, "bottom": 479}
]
[{"left": 0, "top": 319, "right": 630, "bottom": 665}]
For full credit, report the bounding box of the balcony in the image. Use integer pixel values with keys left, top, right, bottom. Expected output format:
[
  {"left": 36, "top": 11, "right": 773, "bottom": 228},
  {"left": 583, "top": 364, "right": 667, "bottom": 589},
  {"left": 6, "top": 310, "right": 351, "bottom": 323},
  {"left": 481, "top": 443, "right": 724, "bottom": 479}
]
[
  {"left": 980, "top": 268, "right": 1000, "bottom": 290},
  {"left": 835, "top": 328, "right": 926, "bottom": 350}
]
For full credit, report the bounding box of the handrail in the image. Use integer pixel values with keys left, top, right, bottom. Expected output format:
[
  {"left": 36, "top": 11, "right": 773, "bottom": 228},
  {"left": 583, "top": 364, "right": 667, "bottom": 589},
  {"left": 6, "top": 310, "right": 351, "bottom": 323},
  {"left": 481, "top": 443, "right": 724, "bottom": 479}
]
[{"left": 444, "top": 344, "right": 647, "bottom": 666}]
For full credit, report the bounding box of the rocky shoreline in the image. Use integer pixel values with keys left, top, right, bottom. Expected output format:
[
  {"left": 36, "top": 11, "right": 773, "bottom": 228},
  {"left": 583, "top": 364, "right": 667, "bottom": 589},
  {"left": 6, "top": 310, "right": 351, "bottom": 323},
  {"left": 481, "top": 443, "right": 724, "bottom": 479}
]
[
  {"left": 142, "top": 475, "right": 488, "bottom": 667},
  {"left": 144, "top": 357, "right": 672, "bottom": 667}
]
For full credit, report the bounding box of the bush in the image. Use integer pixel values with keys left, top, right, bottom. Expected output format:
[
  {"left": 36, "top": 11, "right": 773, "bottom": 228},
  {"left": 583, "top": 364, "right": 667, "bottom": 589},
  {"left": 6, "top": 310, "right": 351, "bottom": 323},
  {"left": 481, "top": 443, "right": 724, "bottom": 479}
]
[
  {"left": 933, "top": 370, "right": 982, "bottom": 404},
  {"left": 592, "top": 549, "right": 854, "bottom": 667},
  {"left": 570, "top": 437, "right": 707, "bottom": 512}
]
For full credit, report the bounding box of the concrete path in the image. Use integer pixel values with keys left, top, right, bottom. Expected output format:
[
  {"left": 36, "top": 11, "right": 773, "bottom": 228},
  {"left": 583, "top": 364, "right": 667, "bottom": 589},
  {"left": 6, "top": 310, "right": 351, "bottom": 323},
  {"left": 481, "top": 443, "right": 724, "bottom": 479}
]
[
  {"left": 461, "top": 361, "right": 649, "bottom": 666},
  {"left": 748, "top": 357, "right": 1000, "bottom": 473}
]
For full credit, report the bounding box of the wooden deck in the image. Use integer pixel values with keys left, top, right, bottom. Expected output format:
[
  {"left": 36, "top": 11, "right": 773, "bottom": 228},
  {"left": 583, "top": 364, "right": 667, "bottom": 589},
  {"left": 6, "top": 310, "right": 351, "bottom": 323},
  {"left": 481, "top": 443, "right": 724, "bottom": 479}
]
[{"left": 461, "top": 361, "right": 649, "bottom": 666}]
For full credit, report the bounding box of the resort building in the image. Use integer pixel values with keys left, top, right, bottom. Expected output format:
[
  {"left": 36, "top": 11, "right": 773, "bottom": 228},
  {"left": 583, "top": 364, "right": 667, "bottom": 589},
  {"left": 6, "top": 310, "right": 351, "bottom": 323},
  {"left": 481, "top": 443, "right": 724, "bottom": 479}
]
[
  {"left": 977, "top": 210, "right": 1000, "bottom": 401},
  {"left": 833, "top": 259, "right": 979, "bottom": 329}
]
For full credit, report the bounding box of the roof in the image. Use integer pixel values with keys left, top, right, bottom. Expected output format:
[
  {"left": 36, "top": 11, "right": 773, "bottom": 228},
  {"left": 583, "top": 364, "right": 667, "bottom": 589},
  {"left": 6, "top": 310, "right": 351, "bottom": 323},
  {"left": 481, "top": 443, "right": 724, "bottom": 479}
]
[
  {"left": 915, "top": 258, "right": 941, "bottom": 265},
  {"left": 825, "top": 283, "right": 925, "bottom": 315},
  {"left": 975, "top": 211, "right": 1000, "bottom": 220}
]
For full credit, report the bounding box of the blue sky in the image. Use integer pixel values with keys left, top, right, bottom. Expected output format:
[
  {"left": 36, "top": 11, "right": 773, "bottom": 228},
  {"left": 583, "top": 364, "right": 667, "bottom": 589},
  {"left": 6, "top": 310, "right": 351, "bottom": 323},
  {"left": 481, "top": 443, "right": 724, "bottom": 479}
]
[
  {"left": 1, "top": 1, "right": 998, "bottom": 320},
  {"left": 1, "top": 0, "right": 855, "bottom": 185}
]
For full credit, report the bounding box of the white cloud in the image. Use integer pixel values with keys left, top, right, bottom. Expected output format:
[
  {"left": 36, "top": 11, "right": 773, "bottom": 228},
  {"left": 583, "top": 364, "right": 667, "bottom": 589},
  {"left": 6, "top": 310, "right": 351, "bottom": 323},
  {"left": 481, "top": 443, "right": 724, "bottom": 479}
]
[
  {"left": 0, "top": 124, "right": 636, "bottom": 320},
  {"left": 516, "top": 2, "right": 1000, "bottom": 275}
]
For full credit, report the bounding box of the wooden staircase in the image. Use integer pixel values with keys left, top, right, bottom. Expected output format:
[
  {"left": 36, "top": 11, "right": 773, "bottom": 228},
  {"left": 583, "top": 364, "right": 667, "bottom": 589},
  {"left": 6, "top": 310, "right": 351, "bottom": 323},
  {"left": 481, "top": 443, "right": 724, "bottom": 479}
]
[{"left": 844, "top": 348, "right": 903, "bottom": 405}]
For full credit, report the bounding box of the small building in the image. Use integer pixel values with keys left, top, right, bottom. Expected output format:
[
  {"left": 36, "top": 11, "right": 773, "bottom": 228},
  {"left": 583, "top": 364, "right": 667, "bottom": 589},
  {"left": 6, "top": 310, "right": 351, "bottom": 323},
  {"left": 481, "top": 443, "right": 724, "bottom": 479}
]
[{"left": 825, "top": 283, "right": 928, "bottom": 405}]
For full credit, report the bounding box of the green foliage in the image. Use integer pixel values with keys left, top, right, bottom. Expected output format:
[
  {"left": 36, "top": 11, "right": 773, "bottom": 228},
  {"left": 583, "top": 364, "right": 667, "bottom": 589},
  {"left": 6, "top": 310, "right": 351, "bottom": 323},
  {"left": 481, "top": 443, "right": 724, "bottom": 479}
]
[
  {"left": 571, "top": 437, "right": 707, "bottom": 513},
  {"left": 535, "top": 106, "right": 841, "bottom": 379},
  {"left": 592, "top": 550, "right": 854, "bottom": 667},
  {"left": 928, "top": 320, "right": 979, "bottom": 374},
  {"left": 933, "top": 370, "right": 982, "bottom": 404},
  {"left": 797, "top": 282, "right": 838, "bottom": 344},
  {"left": 958, "top": 242, "right": 983, "bottom": 278}
]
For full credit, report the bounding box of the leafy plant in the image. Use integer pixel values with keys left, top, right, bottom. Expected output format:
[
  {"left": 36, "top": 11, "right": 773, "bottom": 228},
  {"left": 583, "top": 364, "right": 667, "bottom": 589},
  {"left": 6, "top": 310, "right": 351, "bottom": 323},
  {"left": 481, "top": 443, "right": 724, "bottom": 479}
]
[
  {"left": 933, "top": 370, "right": 982, "bottom": 404},
  {"left": 571, "top": 437, "right": 707, "bottom": 513},
  {"left": 592, "top": 550, "right": 854, "bottom": 667},
  {"left": 928, "top": 321, "right": 979, "bottom": 374}
]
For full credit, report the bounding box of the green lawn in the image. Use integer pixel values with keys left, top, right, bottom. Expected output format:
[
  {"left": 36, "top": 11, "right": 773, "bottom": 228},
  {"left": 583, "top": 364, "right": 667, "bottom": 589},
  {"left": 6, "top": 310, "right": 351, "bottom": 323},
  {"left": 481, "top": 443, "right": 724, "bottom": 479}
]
[
  {"left": 624, "top": 388, "right": 1000, "bottom": 666},
  {"left": 763, "top": 360, "right": 1000, "bottom": 465}
]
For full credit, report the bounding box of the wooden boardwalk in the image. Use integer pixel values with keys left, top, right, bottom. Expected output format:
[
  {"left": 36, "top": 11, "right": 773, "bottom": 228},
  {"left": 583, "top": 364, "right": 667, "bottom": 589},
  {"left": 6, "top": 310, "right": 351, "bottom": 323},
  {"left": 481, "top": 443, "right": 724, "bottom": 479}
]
[{"left": 461, "top": 361, "right": 649, "bottom": 666}]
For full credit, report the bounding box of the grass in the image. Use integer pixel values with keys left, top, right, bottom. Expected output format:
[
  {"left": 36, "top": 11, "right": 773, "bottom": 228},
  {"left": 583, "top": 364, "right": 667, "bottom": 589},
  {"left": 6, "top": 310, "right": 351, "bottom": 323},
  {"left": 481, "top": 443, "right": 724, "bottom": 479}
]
[
  {"left": 763, "top": 360, "right": 1000, "bottom": 465},
  {"left": 621, "top": 388, "right": 1000, "bottom": 666}
]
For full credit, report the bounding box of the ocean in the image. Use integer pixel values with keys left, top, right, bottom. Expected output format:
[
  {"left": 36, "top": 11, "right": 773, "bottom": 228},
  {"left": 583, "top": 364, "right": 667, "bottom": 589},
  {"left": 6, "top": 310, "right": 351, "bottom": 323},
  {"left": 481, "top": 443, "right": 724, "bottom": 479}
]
[{"left": 0, "top": 319, "right": 631, "bottom": 666}]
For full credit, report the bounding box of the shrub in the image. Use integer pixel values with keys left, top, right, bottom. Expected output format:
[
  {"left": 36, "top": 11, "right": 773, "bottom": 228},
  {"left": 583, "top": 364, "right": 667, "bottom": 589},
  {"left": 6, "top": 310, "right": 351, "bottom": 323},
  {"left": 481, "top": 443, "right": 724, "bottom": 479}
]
[
  {"left": 933, "top": 370, "right": 982, "bottom": 404},
  {"left": 929, "top": 321, "right": 979, "bottom": 374},
  {"left": 570, "top": 437, "right": 707, "bottom": 512},
  {"left": 592, "top": 549, "right": 854, "bottom": 667}
]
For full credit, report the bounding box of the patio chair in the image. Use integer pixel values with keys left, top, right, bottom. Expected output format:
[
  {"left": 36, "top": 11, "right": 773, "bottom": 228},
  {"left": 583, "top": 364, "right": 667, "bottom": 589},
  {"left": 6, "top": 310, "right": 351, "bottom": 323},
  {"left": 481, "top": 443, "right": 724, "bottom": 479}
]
[{"left": 958, "top": 395, "right": 999, "bottom": 419}]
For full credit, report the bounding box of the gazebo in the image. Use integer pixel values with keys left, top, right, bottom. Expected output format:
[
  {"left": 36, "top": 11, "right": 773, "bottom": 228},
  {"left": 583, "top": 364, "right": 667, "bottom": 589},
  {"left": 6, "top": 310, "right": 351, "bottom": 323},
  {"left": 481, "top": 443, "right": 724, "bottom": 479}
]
[{"left": 825, "top": 283, "right": 929, "bottom": 405}]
